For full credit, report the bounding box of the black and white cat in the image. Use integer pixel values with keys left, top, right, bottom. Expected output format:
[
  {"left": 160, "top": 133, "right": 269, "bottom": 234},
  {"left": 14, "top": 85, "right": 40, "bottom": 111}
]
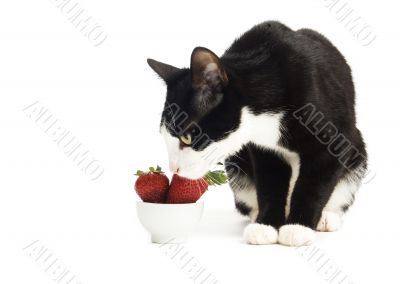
[{"left": 147, "top": 21, "right": 367, "bottom": 246}]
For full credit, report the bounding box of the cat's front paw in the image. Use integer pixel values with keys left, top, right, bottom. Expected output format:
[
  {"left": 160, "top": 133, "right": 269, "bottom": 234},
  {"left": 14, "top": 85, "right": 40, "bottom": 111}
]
[
  {"left": 317, "top": 211, "right": 342, "bottom": 232},
  {"left": 243, "top": 223, "right": 278, "bottom": 245},
  {"left": 278, "top": 224, "right": 315, "bottom": 246}
]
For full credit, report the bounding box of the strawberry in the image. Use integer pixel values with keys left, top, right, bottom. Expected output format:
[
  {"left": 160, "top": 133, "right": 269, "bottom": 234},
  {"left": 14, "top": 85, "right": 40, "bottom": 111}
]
[
  {"left": 166, "top": 175, "right": 208, "bottom": 204},
  {"left": 166, "top": 170, "right": 228, "bottom": 204},
  {"left": 134, "top": 166, "right": 169, "bottom": 203}
]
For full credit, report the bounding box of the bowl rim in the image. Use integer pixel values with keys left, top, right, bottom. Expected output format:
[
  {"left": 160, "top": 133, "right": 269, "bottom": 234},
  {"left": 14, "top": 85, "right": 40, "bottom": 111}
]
[{"left": 136, "top": 200, "right": 204, "bottom": 207}]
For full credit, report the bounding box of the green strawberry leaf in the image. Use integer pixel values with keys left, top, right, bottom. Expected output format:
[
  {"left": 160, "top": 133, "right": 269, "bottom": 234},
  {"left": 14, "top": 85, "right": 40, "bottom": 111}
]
[
  {"left": 205, "top": 170, "right": 229, "bottom": 186},
  {"left": 135, "top": 165, "right": 165, "bottom": 176},
  {"left": 135, "top": 170, "right": 145, "bottom": 176},
  {"left": 137, "top": 165, "right": 164, "bottom": 175}
]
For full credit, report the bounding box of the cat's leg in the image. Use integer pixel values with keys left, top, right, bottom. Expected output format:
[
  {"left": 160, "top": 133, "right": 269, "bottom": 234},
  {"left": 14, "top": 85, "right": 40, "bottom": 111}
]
[
  {"left": 234, "top": 185, "right": 259, "bottom": 223},
  {"left": 242, "top": 148, "right": 292, "bottom": 245},
  {"left": 316, "top": 211, "right": 342, "bottom": 232},
  {"left": 279, "top": 157, "right": 345, "bottom": 246},
  {"left": 226, "top": 146, "right": 259, "bottom": 222},
  {"left": 317, "top": 174, "right": 361, "bottom": 232}
]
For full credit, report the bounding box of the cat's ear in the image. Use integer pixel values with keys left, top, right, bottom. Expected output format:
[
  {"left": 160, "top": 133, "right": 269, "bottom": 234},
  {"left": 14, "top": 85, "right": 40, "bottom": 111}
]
[
  {"left": 190, "top": 47, "right": 228, "bottom": 91},
  {"left": 147, "top": 58, "right": 181, "bottom": 82}
]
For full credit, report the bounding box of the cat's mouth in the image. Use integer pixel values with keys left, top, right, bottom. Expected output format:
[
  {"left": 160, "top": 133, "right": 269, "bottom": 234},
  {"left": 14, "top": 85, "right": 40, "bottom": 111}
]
[{"left": 175, "top": 170, "right": 206, "bottom": 180}]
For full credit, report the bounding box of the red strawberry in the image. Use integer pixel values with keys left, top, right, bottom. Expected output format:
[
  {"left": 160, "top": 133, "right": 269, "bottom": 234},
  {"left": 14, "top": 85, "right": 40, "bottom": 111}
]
[
  {"left": 166, "top": 174, "right": 208, "bottom": 204},
  {"left": 135, "top": 166, "right": 169, "bottom": 203}
]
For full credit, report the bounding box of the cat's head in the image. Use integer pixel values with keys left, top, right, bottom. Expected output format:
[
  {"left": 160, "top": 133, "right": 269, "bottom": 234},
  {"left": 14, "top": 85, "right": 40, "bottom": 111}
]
[{"left": 147, "top": 47, "right": 241, "bottom": 179}]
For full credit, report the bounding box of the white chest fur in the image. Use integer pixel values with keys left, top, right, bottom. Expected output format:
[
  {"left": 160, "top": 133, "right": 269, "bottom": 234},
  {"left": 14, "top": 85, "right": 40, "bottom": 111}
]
[{"left": 227, "top": 107, "right": 284, "bottom": 150}]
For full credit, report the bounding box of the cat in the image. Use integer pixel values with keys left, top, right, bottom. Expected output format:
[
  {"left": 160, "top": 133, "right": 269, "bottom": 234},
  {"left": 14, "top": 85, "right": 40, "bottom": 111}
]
[{"left": 147, "top": 21, "right": 367, "bottom": 246}]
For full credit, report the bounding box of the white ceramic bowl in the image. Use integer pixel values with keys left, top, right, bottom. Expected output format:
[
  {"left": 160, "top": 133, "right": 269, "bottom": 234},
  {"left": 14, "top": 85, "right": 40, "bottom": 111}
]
[{"left": 136, "top": 201, "right": 204, "bottom": 243}]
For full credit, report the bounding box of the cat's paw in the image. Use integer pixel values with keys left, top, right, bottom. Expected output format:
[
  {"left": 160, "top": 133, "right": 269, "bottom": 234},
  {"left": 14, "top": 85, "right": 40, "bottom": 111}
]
[
  {"left": 278, "top": 224, "right": 315, "bottom": 247},
  {"left": 243, "top": 223, "right": 278, "bottom": 245},
  {"left": 317, "top": 211, "right": 342, "bottom": 232}
]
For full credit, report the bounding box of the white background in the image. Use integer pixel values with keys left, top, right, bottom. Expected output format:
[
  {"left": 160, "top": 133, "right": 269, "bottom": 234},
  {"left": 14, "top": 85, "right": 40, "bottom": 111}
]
[{"left": 1, "top": 0, "right": 399, "bottom": 283}]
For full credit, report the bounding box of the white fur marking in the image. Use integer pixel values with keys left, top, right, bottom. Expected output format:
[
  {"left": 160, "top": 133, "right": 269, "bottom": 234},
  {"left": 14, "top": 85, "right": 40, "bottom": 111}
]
[
  {"left": 278, "top": 224, "right": 315, "bottom": 246},
  {"left": 234, "top": 184, "right": 258, "bottom": 209},
  {"left": 243, "top": 223, "right": 278, "bottom": 245},
  {"left": 323, "top": 178, "right": 359, "bottom": 214},
  {"left": 317, "top": 211, "right": 342, "bottom": 232},
  {"left": 278, "top": 149, "right": 300, "bottom": 218}
]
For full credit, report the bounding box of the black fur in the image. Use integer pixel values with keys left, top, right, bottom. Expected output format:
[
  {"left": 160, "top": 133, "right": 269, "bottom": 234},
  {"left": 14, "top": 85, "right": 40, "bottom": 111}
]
[
  {"left": 226, "top": 145, "right": 292, "bottom": 228},
  {"left": 148, "top": 21, "right": 367, "bottom": 230}
]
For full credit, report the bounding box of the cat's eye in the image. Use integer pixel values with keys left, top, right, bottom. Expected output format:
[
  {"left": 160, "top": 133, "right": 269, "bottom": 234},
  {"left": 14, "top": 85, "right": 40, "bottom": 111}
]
[{"left": 180, "top": 134, "right": 192, "bottom": 146}]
